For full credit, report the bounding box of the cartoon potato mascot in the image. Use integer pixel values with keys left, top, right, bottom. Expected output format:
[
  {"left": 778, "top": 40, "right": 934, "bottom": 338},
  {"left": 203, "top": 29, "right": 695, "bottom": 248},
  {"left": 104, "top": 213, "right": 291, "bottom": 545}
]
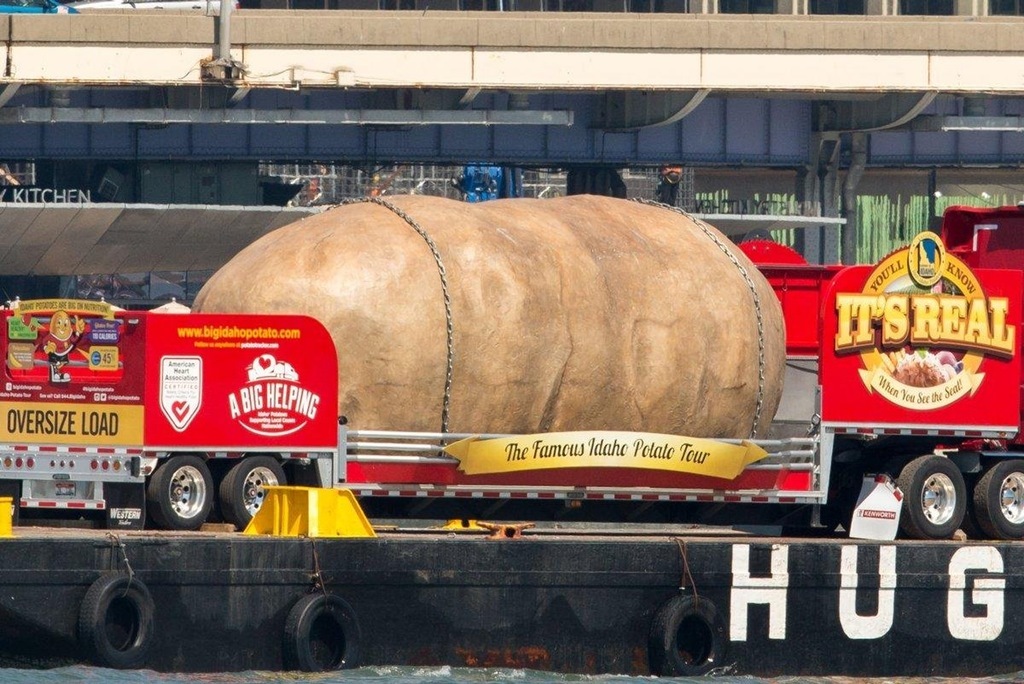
[{"left": 41, "top": 310, "right": 85, "bottom": 383}]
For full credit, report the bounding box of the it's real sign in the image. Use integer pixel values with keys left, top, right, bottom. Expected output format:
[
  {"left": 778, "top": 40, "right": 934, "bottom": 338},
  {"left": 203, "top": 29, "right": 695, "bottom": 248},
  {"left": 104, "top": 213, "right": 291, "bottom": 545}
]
[{"left": 821, "top": 234, "right": 1021, "bottom": 433}]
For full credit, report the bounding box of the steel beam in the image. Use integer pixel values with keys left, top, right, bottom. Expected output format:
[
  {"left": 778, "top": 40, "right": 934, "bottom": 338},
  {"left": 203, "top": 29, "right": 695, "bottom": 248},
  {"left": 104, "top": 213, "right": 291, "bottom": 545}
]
[
  {"left": 820, "top": 92, "right": 937, "bottom": 133},
  {"left": 595, "top": 90, "right": 711, "bottom": 131},
  {"left": 910, "top": 116, "right": 1024, "bottom": 132},
  {"left": 0, "top": 107, "right": 574, "bottom": 126}
]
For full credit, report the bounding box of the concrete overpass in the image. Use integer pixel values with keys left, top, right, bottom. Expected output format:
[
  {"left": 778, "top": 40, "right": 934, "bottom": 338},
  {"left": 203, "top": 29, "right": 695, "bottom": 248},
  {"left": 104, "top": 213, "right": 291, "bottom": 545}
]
[
  {"left": 0, "top": 12, "right": 1020, "bottom": 165},
  {"left": 3, "top": 12, "right": 1024, "bottom": 94},
  {"left": 1, "top": 12, "right": 1022, "bottom": 159}
]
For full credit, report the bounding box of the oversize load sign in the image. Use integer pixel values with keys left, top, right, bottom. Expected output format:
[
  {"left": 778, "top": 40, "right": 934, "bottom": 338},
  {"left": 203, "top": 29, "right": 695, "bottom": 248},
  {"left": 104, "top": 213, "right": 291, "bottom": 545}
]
[
  {"left": 824, "top": 233, "right": 1021, "bottom": 428},
  {"left": 443, "top": 431, "right": 767, "bottom": 480},
  {"left": 0, "top": 401, "right": 143, "bottom": 446}
]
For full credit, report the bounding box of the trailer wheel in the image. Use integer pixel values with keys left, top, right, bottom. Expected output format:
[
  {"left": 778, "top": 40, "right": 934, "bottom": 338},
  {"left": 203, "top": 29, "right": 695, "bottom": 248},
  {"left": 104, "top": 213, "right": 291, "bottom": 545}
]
[
  {"left": 146, "top": 455, "right": 214, "bottom": 531},
  {"left": 78, "top": 574, "right": 155, "bottom": 669},
  {"left": 219, "top": 456, "right": 287, "bottom": 530},
  {"left": 972, "top": 459, "right": 1024, "bottom": 540},
  {"left": 283, "top": 593, "right": 361, "bottom": 672},
  {"left": 897, "top": 454, "right": 966, "bottom": 540},
  {"left": 647, "top": 594, "right": 726, "bottom": 677}
]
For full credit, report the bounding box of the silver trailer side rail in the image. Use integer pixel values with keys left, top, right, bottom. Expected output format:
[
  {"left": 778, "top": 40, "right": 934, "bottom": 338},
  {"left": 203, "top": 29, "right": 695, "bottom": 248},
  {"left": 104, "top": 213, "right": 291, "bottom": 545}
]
[{"left": 334, "top": 426, "right": 823, "bottom": 502}]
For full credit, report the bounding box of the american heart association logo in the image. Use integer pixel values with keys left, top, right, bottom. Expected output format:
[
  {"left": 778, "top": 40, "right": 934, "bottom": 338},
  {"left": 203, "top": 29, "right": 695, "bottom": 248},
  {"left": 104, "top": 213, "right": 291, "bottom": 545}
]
[
  {"left": 171, "top": 401, "right": 191, "bottom": 421},
  {"left": 160, "top": 356, "right": 203, "bottom": 432}
]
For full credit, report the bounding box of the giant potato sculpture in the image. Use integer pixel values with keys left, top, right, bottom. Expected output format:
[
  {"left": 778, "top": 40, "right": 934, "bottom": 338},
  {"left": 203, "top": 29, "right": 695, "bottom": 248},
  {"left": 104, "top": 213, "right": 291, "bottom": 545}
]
[{"left": 193, "top": 194, "right": 785, "bottom": 438}]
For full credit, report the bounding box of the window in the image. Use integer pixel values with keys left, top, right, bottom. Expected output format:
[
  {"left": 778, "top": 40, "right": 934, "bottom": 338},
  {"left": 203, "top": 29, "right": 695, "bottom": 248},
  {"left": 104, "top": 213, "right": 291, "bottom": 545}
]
[
  {"left": 627, "top": 0, "right": 687, "bottom": 10},
  {"left": 461, "top": 0, "right": 505, "bottom": 9},
  {"left": 720, "top": 0, "right": 774, "bottom": 10},
  {"left": 75, "top": 275, "right": 115, "bottom": 302},
  {"left": 111, "top": 273, "right": 148, "bottom": 301},
  {"left": 810, "top": 0, "right": 865, "bottom": 13},
  {"left": 991, "top": 0, "right": 1024, "bottom": 14},
  {"left": 151, "top": 272, "right": 187, "bottom": 302},
  {"left": 543, "top": 0, "right": 590, "bottom": 9},
  {"left": 185, "top": 272, "right": 213, "bottom": 302},
  {"left": 900, "top": 0, "right": 953, "bottom": 14},
  {"left": 72, "top": 271, "right": 213, "bottom": 308}
]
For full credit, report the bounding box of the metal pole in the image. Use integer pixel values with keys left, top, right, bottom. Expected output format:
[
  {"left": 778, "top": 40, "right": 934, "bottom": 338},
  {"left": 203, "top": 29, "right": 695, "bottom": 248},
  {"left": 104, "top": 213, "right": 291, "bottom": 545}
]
[
  {"left": 217, "top": 0, "right": 232, "bottom": 62},
  {"left": 842, "top": 132, "right": 867, "bottom": 265}
]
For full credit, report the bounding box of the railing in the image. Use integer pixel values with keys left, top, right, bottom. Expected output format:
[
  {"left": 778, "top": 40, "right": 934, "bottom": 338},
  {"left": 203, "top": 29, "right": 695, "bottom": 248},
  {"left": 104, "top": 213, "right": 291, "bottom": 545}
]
[{"left": 261, "top": 163, "right": 571, "bottom": 205}]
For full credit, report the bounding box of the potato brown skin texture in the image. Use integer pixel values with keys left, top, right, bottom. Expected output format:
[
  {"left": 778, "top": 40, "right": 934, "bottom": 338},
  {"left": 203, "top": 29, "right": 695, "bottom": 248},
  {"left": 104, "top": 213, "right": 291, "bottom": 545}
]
[{"left": 194, "top": 195, "right": 785, "bottom": 439}]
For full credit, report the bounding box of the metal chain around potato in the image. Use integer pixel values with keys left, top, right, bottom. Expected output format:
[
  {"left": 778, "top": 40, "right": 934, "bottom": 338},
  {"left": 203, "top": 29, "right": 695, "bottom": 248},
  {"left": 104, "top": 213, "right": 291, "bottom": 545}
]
[
  {"left": 339, "top": 196, "right": 455, "bottom": 435},
  {"left": 632, "top": 199, "right": 767, "bottom": 439}
]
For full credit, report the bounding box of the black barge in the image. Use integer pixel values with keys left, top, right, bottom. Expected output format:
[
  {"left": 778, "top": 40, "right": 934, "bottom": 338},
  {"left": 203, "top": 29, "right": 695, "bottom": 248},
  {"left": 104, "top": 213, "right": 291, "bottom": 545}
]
[{"left": 0, "top": 524, "right": 1021, "bottom": 677}]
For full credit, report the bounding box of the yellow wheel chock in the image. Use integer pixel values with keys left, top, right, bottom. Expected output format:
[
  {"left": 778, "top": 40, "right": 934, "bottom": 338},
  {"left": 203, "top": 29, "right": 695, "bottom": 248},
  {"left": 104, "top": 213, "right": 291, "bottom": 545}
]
[{"left": 243, "top": 486, "right": 376, "bottom": 538}]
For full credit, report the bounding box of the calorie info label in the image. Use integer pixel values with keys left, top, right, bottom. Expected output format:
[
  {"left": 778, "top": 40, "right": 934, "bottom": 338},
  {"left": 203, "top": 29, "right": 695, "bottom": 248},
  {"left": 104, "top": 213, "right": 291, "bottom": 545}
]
[{"left": 0, "top": 401, "right": 143, "bottom": 446}]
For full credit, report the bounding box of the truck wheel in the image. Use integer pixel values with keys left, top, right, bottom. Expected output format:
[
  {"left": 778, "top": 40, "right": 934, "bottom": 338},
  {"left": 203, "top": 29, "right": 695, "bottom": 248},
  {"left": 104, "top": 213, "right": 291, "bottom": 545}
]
[
  {"left": 972, "top": 459, "right": 1024, "bottom": 540},
  {"left": 146, "top": 455, "right": 214, "bottom": 531},
  {"left": 896, "top": 454, "right": 966, "bottom": 540},
  {"left": 219, "top": 456, "right": 286, "bottom": 530}
]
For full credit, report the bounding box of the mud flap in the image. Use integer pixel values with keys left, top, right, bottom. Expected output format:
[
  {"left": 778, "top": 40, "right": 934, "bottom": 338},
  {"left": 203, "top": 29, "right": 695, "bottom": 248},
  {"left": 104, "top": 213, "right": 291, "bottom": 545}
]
[
  {"left": 105, "top": 482, "right": 145, "bottom": 530},
  {"left": 848, "top": 474, "right": 903, "bottom": 541}
]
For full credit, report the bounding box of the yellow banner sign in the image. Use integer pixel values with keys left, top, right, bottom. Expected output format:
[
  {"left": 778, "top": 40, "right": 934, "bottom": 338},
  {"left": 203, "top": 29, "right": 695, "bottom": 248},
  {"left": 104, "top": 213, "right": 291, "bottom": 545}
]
[
  {"left": 11, "top": 299, "right": 116, "bottom": 319},
  {"left": 443, "top": 431, "right": 767, "bottom": 480},
  {"left": 859, "top": 365, "right": 984, "bottom": 410},
  {"left": 0, "top": 402, "right": 143, "bottom": 446}
]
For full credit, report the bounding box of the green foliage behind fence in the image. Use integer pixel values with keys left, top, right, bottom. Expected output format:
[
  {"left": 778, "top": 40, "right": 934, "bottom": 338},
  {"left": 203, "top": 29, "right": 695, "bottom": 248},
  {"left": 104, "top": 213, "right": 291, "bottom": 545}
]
[
  {"left": 695, "top": 191, "right": 1022, "bottom": 265},
  {"left": 858, "top": 193, "right": 1019, "bottom": 264}
]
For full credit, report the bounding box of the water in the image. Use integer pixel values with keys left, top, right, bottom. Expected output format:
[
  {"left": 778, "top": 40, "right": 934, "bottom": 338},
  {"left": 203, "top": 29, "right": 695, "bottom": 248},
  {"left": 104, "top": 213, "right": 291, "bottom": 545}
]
[{"left": 6, "top": 667, "right": 1024, "bottom": 684}]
